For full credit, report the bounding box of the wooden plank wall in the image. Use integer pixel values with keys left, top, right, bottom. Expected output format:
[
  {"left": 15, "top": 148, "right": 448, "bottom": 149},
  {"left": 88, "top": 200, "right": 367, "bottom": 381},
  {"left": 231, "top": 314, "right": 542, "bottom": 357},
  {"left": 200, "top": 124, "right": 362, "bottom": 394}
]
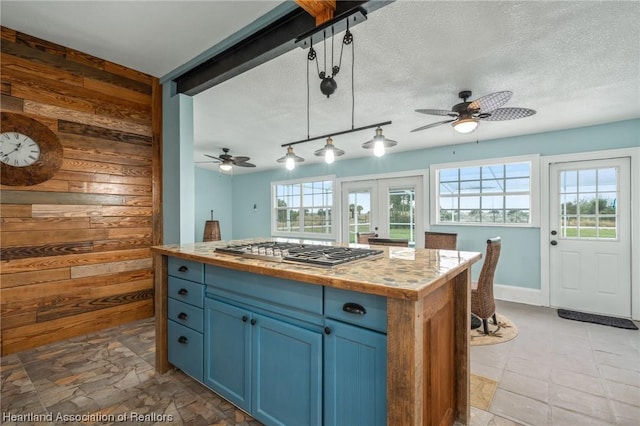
[{"left": 0, "top": 27, "right": 162, "bottom": 355}]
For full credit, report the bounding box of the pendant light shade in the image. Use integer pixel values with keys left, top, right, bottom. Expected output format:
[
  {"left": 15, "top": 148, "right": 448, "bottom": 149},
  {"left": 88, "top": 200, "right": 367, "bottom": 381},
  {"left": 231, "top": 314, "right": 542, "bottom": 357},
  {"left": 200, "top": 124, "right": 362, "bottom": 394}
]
[
  {"left": 453, "top": 117, "right": 479, "bottom": 134},
  {"left": 362, "top": 127, "right": 397, "bottom": 157},
  {"left": 277, "top": 146, "right": 305, "bottom": 170},
  {"left": 314, "top": 137, "right": 344, "bottom": 164}
]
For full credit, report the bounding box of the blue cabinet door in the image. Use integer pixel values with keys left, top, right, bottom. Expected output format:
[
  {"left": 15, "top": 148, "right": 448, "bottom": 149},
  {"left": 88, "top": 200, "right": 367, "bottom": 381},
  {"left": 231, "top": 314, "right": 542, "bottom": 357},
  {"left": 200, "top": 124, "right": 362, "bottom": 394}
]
[
  {"left": 252, "top": 314, "right": 322, "bottom": 426},
  {"left": 204, "top": 298, "right": 251, "bottom": 411},
  {"left": 324, "top": 319, "right": 387, "bottom": 426}
]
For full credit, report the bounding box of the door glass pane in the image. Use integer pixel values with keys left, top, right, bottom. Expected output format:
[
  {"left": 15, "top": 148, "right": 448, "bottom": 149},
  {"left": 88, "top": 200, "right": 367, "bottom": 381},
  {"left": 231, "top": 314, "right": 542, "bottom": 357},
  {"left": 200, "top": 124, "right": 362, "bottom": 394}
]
[
  {"left": 558, "top": 167, "right": 618, "bottom": 240},
  {"left": 348, "top": 191, "right": 371, "bottom": 243},
  {"left": 388, "top": 187, "right": 415, "bottom": 243}
]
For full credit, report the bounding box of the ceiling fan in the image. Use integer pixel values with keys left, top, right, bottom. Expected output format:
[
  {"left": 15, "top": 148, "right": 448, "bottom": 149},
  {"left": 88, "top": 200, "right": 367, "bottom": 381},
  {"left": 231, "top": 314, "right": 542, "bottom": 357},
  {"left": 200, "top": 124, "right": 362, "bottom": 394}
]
[
  {"left": 201, "top": 148, "right": 256, "bottom": 171},
  {"left": 411, "top": 90, "right": 536, "bottom": 134}
]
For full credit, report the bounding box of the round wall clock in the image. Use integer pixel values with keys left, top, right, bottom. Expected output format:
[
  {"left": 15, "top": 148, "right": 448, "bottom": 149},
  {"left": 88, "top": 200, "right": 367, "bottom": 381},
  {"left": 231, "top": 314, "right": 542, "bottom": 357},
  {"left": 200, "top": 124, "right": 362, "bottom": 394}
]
[{"left": 1, "top": 112, "right": 63, "bottom": 186}]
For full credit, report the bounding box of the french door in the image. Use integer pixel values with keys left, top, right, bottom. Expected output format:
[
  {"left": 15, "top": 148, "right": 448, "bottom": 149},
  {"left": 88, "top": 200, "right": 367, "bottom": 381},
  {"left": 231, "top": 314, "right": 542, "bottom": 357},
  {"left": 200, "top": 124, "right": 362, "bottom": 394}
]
[
  {"left": 341, "top": 176, "right": 424, "bottom": 247},
  {"left": 549, "top": 157, "right": 631, "bottom": 317}
]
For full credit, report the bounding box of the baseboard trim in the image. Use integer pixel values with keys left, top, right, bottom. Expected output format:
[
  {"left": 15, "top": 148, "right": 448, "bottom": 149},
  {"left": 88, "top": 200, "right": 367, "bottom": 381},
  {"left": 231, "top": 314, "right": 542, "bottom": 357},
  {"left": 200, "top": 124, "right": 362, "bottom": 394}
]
[{"left": 494, "top": 284, "right": 544, "bottom": 306}]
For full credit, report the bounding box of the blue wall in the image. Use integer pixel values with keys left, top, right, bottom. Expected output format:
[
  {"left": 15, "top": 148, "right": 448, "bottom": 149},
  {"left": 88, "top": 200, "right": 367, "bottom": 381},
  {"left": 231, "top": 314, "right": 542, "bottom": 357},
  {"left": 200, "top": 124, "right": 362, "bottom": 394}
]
[
  {"left": 221, "top": 119, "right": 639, "bottom": 289},
  {"left": 194, "top": 167, "right": 234, "bottom": 242}
]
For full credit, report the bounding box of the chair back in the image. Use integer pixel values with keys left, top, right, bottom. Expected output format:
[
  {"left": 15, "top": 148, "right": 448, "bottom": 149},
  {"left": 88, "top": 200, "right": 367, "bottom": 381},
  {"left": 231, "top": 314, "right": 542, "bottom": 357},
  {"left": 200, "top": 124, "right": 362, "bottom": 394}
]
[
  {"left": 475, "top": 237, "right": 502, "bottom": 317},
  {"left": 356, "top": 232, "right": 376, "bottom": 244},
  {"left": 424, "top": 231, "right": 457, "bottom": 249},
  {"left": 368, "top": 238, "right": 409, "bottom": 247}
]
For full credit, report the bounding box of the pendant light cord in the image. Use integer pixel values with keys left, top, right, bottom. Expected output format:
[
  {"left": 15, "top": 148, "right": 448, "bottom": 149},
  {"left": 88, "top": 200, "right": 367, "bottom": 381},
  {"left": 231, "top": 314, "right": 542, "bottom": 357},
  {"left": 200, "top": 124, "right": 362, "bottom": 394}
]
[
  {"left": 351, "top": 24, "right": 355, "bottom": 130},
  {"left": 307, "top": 47, "right": 310, "bottom": 139}
]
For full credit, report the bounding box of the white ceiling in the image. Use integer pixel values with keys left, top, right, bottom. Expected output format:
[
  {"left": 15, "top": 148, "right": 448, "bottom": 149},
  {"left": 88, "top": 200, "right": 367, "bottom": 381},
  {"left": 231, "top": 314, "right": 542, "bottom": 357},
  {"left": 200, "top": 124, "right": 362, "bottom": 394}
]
[{"left": 2, "top": 1, "right": 639, "bottom": 174}]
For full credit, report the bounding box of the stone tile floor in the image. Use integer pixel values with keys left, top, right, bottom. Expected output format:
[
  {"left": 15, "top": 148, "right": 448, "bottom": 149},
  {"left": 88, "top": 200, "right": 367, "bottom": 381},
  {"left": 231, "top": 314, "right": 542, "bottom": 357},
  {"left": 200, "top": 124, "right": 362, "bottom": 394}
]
[{"left": 1, "top": 300, "right": 638, "bottom": 425}]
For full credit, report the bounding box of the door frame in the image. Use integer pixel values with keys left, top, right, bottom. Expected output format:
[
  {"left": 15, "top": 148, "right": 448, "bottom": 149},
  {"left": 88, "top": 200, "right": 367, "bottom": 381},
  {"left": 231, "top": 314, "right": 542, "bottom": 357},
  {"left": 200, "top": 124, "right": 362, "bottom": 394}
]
[
  {"left": 540, "top": 147, "right": 640, "bottom": 320},
  {"left": 337, "top": 169, "right": 428, "bottom": 246}
]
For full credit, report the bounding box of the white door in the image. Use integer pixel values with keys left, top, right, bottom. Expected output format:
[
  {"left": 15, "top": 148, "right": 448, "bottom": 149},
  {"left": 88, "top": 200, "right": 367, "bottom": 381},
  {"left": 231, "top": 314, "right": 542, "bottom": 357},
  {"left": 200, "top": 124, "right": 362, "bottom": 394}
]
[
  {"left": 549, "top": 158, "right": 631, "bottom": 317},
  {"left": 342, "top": 176, "right": 423, "bottom": 246}
]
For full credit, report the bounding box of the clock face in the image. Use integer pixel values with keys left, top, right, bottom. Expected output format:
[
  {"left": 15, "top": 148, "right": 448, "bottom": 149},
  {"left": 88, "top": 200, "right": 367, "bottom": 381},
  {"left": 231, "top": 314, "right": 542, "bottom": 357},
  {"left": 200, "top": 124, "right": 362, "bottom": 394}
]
[{"left": 1, "top": 132, "right": 41, "bottom": 167}]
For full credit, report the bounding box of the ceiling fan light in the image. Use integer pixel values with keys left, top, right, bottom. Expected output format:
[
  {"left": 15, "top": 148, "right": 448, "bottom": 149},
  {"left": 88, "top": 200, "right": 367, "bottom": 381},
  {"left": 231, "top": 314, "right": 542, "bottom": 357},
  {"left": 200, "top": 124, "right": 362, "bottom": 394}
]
[
  {"left": 453, "top": 117, "right": 479, "bottom": 134},
  {"left": 219, "top": 162, "right": 233, "bottom": 172}
]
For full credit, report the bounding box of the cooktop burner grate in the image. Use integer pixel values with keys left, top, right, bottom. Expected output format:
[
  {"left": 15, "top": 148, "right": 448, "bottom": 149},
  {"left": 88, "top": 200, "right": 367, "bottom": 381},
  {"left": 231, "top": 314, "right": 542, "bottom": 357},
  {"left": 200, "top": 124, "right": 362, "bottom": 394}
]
[{"left": 215, "top": 241, "right": 383, "bottom": 267}]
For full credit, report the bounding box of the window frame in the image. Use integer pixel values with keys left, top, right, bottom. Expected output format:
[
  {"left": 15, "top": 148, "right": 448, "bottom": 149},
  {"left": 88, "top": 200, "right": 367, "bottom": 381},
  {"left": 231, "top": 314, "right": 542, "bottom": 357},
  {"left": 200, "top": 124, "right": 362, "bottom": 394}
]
[
  {"left": 429, "top": 155, "right": 540, "bottom": 227},
  {"left": 271, "top": 175, "right": 337, "bottom": 239}
]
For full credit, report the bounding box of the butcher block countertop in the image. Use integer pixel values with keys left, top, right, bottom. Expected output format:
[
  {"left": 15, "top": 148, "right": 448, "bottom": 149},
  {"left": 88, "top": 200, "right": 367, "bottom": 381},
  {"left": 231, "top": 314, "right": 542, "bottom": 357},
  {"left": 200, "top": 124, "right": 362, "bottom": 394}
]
[{"left": 151, "top": 238, "right": 482, "bottom": 301}]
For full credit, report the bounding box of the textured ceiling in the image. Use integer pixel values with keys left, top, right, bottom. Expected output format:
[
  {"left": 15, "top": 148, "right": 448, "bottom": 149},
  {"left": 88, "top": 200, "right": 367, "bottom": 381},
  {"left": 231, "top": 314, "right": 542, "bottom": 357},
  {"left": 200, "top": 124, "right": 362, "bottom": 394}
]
[{"left": 2, "top": 1, "right": 639, "bottom": 174}]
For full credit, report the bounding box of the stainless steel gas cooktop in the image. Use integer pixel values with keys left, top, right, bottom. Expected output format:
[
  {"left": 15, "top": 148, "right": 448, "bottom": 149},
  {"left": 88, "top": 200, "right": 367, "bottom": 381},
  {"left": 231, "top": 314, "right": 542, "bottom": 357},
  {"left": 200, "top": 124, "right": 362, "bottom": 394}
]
[{"left": 215, "top": 241, "right": 383, "bottom": 268}]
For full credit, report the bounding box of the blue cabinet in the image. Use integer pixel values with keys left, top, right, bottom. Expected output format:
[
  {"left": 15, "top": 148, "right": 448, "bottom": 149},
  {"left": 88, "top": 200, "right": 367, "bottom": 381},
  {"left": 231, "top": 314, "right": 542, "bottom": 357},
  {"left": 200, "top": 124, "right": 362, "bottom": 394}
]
[
  {"left": 323, "top": 319, "right": 387, "bottom": 426},
  {"left": 204, "top": 299, "right": 251, "bottom": 411},
  {"left": 323, "top": 287, "right": 388, "bottom": 426},
  {"left": 205, "top": 297, "right": 322, "bottom": 426},
  {"left": 252, "top": 314, "right": 322, "bottom": 426},
  {"left": 167, "top": 257, "right": 204, "bottom": 382}
]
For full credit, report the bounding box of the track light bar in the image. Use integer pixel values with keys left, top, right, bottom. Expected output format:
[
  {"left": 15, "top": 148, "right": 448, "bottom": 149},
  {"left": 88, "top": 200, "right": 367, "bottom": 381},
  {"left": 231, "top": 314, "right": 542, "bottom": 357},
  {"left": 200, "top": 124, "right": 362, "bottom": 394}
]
[{"left": 280, "top": 121, "right": 391, "bottom": 148}]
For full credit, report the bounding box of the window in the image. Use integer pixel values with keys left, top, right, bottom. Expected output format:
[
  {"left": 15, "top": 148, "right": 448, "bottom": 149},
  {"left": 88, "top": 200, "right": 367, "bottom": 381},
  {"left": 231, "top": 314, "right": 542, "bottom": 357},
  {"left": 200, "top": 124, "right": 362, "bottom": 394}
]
[
  {"left": 272, "top": 177, "right": 334, "bottom": 238},
  {"left": 431, "top": 156, "right": 539, "bottom": 226}
]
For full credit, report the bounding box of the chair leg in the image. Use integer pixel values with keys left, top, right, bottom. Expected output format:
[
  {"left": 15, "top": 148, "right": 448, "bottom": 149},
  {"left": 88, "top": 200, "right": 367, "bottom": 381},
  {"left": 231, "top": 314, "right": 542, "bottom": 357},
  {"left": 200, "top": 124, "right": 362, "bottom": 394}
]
[
  {"left": 482, "top": 319, "right": 489, "bottom": 335},
  {"left": 492, "top": 313, "right": 498, "bottom": 324}
]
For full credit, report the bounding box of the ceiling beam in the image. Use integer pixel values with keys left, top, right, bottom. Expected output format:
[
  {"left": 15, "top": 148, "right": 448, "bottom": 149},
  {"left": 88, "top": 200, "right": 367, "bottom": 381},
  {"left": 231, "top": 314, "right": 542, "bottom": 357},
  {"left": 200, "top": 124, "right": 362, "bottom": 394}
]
[
  {"left": 174, "top": 1, "right": 394, "bottom": 96},
  {"left": 295, "top": 0, "right": 336, "bottom": 26}
]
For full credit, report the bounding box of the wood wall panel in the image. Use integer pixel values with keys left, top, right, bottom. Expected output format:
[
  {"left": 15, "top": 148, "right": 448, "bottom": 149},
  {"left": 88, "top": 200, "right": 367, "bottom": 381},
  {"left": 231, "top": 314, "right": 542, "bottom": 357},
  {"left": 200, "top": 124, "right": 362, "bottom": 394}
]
[{"left": 0, "top": 27, "right": 161, "bottom": 355}]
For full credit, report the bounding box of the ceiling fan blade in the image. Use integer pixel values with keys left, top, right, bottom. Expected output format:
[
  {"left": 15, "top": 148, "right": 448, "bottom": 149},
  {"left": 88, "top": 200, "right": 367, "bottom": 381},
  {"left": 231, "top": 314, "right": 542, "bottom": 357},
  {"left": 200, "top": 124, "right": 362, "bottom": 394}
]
[
  {"left": 231, "top": 156, "right": 250, "bottom": 163},
  {"left": 410, "top": 119, "right": 456, "bottom": 132},
  {"left": 415, "top": 108, "right": 458, "bottom": 117},
  {"left": 204, "top": 154, "right": 222, "bottom": 161},
  {"left": 195, "top": 161, "right": 217, "bottom": 164},
  {"left": 468, "top": 91, "right": 513, "bottom": 113},
  {"left": 480, "top": 107, "right": 536, "bottom": 121},
  {"left": 234, "top": 161, "right": 256, "bottom": 167}
]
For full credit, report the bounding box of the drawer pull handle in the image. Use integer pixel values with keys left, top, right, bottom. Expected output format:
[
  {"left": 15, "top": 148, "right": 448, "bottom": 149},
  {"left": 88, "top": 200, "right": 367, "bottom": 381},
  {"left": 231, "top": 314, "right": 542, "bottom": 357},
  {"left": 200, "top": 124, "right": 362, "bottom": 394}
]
[
  {"left": 178, "top": 336, "right": 189, "bottom": 344},
  {"left": 343, "top": 302, "right": 367, "bottom": 315},
  {"left": 250, "top": 319, "right": 257, "bottom": 326},
  {"left": 178, "top": 288, "right": 188, "bottom": 296},
  {"left": 178, "top": 312, "right": 188, "bottom": 320},
  {"left": 178, "top": 266, "right": 189, "bottom": 272},
  {"left": 242, "top": 315, "right": 248, "bottom": 322},
  {"left": 324, "top": 326, "right": 332, "bottom": 335}
]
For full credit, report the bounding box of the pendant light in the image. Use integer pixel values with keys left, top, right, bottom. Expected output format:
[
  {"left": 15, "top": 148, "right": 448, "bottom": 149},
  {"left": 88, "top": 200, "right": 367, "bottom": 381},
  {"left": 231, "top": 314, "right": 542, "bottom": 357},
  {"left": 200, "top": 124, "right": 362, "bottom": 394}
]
[
  {"left": 314, "top": 137, "right": 344, "bottom": 164},
  {"left": 277, "top": 146, "right": 304, "bottom": 170},
  {"left": 362, "top": 127, "right": 397, "bottom": 157}
]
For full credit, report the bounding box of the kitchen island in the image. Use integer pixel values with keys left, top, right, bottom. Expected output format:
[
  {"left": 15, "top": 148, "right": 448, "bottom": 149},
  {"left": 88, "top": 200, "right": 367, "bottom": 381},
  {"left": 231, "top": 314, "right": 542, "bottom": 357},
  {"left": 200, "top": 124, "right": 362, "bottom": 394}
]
[{"left": 152, "top": 239, "right": 481, "bottom": 426}]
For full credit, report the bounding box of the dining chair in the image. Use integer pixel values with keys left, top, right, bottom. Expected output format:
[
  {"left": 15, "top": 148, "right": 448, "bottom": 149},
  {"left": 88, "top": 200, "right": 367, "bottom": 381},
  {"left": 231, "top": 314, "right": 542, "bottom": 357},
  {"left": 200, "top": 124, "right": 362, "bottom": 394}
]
[
  {"left": 471, "top": 237, "right": 502, "bottom": 334},
  {"left": 424, "top": 231, "right": 458, "bottom": 250},
  {"left": 356, "top": 232, "right": 377, "bottom": 244}
]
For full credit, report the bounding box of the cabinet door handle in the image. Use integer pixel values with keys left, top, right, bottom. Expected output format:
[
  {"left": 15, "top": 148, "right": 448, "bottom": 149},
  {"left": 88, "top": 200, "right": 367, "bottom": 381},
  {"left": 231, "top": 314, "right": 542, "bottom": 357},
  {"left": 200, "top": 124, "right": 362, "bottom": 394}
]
[
  {"left": 250, "top": 319, "right": 257, "bottom": 326},
  {"left": 178, "top": 312, "right": 188, "bottom": 320},
  {"left": 324, "top": 326, "right": 331, "bottom": 335},
  {"left": 178, "top": 288, "right": 188, "bottom": 296},
  {"left": 343, "top": 302, "right": 367, "bottom": 315},
  {"left": 178, "top": 266, "right": 188, "bottom": 272},
  {"left": 178, "top": 336, "right": 189, "bottom": 344},
  {"left": 242, "top": 315, "right": 248, "bottom": 322}
]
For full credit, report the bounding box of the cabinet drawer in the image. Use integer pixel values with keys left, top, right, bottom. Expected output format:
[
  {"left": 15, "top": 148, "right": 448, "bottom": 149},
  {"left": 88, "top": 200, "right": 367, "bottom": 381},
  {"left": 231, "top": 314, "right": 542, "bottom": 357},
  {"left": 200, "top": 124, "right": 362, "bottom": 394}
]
[
  {"left": 168, "top": 320, "right": 203, "bottom": 381},
  {"left": 324, "top": 287, "right": 387, "bottom": 333},
  {"left": 168, "top": 298, "right": 203, "bottom": 333},
  {"left": 168, "top": 257, "right": 204, "bottom": 283},
  {"left": 168, "top": 277, "right": 204, "bottom": 308},
  {"left": 205, "top": 265, "right": 323, "bottom": 315}
]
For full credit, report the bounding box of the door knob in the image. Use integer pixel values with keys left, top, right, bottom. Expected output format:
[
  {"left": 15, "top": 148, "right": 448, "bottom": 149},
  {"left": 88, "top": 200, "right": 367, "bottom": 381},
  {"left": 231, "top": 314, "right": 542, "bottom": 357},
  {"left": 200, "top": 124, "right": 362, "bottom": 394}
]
[
  {"left": 550, "top": 240, "right": 558, "bottom": 246},
  {"left": 551, "top": 230, "right": 557, "bottom": 236}
]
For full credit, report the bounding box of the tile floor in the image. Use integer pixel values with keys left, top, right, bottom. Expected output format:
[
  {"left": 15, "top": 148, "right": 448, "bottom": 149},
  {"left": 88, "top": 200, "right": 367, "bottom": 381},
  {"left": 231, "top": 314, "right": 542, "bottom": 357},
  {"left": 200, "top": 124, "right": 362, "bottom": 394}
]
[{"left": 1, "top": 300, "right": 638, "bottom": 425}]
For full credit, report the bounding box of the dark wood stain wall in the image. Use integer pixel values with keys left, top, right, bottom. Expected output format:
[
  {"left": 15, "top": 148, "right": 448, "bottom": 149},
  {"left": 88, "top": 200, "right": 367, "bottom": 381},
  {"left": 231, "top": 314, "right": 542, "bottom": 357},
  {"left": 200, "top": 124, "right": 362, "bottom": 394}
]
[{"left": 0, "top": 27, "right": 162, "bottom": 355}]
